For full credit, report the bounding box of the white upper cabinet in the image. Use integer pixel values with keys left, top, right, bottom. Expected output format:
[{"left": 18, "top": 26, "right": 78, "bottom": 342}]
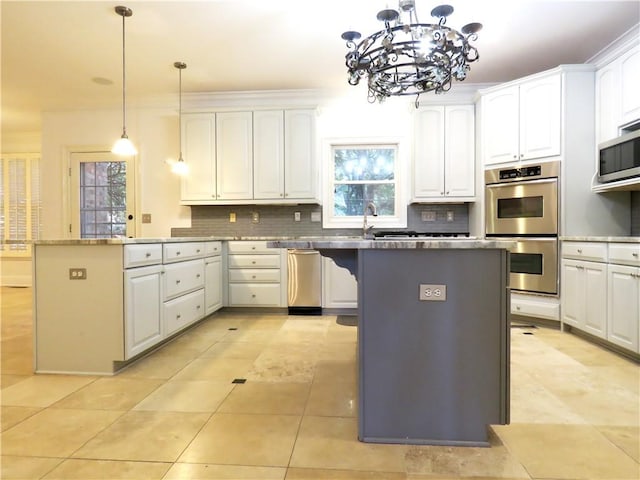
[
  {"left": 413, "top": 105, "right": 475, "bottom": 201},
  {"left": 181, "top": 108, "right": 317, "bottom": 204},
  {"left": 620, "top": 46, "right": 640, "bottom": 126},
  {"left": 181, "top": 113, "right": 216, "bottom": 202},
  {"left": 596, "top": 45, "right": 640, "bottom": 144},
  {"left": 216, "top": 111, "right": 254, "bottom": 200},
  {"left": 253, "top": 110, "right": 285, "bottom": 199},
  {"left": 284, "top": 109, "right": 317, "bottom": 200},
  {"left": 481, "top": 73, "right": 561, "bottom": 166}
]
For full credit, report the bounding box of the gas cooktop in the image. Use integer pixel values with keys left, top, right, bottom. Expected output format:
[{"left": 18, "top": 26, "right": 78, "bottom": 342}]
[{"left": 373, "top": 231, "right": 471, "bottom": 239}]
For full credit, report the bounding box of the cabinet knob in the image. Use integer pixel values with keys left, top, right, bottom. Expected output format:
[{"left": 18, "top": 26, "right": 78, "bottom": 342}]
[
  {"left": 176, "top": 279, "right": 181, "bottom": 284},
  {"left": 285, "top": 193, "right": 288, "bottom": 197},
  {"left": 176, "top": 314, "right": 181, "bottom": 319},
  {"left": 516, "top": 305, "right": 521, "bottom": 310},
  {"left": 145, "top": 252, "right": 151, "bottom": 258},
  {"left": 197, "top": 305, "right": 201, "bottom": 309},
  {"left": 513, "top": 155, "right": 517, "bottom": 159},
  {"left": 197, "top": 249, "right": 201, "bottom": 253},
  {"left": 440, "top": 192, "right": 444, "bottom": 195},
  {"left": 252, "top": 275, "right": 256, "bottom": 279},
  {"left": 196, "top": 274, "right": 201, "bottom": 278},
  {"left": 577, "top": 249, "right": 582, "bottom": 254},
  {"left": 633, "top": 252, "right": 638, "bottom": 257},
  {"left": 520, "top": 154, "right": 524, "bottom": 158},
  {"left": 280, "top": 193, "right": 283, "bottom": 197},
  {"left": 176, "top": 251, "right": 181, "bottom": 256},
  {"left": 252, "top": 294, "right": 256, "bottom": 298},
  {"left": 445, "top": 191, "right": 449, "bottom": 195}
]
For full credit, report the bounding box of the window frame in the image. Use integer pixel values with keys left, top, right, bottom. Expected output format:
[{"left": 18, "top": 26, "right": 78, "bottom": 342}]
[{"left": 322, "top": 137, "right": 407, "bottom": 229}]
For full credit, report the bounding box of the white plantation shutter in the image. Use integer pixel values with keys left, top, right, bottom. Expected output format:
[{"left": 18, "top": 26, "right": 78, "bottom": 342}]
[{"left": 0, "top": 154, "right": 41, "bottom": 255}]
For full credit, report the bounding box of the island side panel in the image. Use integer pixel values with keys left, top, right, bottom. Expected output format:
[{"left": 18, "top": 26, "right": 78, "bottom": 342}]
[
  {"left": 357, "top": 248, "right": 509, "bottom": 446},
  {"left": 34, "top": 244, "right": 125, "bottom": 374}
]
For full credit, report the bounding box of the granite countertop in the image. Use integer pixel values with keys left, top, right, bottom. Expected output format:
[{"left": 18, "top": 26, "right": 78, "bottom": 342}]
[
  {"left": 561, "top": 236, "right": 640, "bottom": 243},
  {"left": 267, "top": 238, "right": 516, "bottom": 250},
  {"left": 33, "top": 236, "right": 317, "bottom": 246}
]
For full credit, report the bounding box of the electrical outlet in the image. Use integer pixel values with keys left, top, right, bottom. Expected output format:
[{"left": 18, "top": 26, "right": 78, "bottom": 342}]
[
  {"left": 252, "top": 212, "right": 260, "bottom": 223},
  {"left": 311, "top": 211, "right": 321, "bottom": 222},
  {"left": 421, "top": 211, "right": 436, "bottom": 222},
  {"left": 294, "top": 211, "right": 301, "bottom": 222},
  {"left": 446, "top": 211, "right": 454, "bottom": 222},
  {"left": 419, "top": 284, "right": 446, "bottom": 301},
  {"left": 229, "top": 212, "right": 236, "bottom": 223},
  {"left": 69, "top": 268, "right": 87, "bottom": 280},
  {"left": 141, "top": 213, "right": 151, "bottom": 224}
]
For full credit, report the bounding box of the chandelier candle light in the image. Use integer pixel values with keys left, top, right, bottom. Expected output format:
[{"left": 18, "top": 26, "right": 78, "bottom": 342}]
[
  {"left": 112, "top": 5, "right": 137, "bottom": 156},
  {"left": 341, "top": 0, "right": 482, "bottom": 104},
  {"left": 172, "top": 61, "right": 189, "bottom": 176}
]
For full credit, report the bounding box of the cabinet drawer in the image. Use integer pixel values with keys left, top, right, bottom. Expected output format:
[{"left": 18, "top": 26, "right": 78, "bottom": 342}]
[
  {"left": 164, "top": 259, "right": 205, "bottom": 300},
  {"left": 228, "top": 254, "right": 281, "bottom": 269},
  {"left": 608, "top": 243, "right": 640, "bottom": 266},
  {"left": 228, "top": 283, "right": 281, "bottom": 306},
  {"left": 124, "top": 244, "right": 163, "bottom": 268},
  {"left": 227, "top": 241, "right": 271, "bottom": 254},
  {"left": 204, "top": 241, "right": 222, "bottom": 256},
  {"left": 562, "top": 242, "right": 607, "bottom": 262},
  {"left": 164, "top": 289, "right": 205, "bottom": 336},
  {"left": 163, "top": 242, "right": 205, "bottom": 263},
  {"left": 229, "top": 268, "right": 280, "bottom": 283},
  {"left": 511, "top": 296, "right": 560, "bottom": 320}
]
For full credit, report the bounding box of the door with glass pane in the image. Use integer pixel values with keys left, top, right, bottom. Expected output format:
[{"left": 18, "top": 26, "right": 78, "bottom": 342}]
[{"left": 70, "top": 152, "right": 136, "bottom": 238}]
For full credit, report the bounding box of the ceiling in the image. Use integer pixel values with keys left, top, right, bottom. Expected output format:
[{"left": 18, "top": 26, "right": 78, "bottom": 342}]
[{"left": 2, "top": 0, "right": 639, "bottom": 135}]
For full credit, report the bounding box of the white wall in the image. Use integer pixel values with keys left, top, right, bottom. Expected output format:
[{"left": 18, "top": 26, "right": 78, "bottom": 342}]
[{"left": 41, "top": 107, "right": 191, "bottom": 240}]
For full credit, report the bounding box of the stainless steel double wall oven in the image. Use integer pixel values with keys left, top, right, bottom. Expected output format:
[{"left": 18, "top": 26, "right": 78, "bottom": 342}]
[{"left": 485, "top": 161, "right": 560, "bottom": 295}]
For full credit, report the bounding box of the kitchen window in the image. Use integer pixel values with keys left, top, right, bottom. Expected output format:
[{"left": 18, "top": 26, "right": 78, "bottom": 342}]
[
  {"left": 323, "top": 141, "right": 407, "bottom": 229},
  {"left": 0, "top": 154, "right": 41, "bottom": 256}
]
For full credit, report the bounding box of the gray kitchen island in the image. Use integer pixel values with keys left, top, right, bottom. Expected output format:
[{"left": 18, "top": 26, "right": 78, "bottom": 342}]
[{"left": 268, "top": 238, "right": 514, "bottom": 447}]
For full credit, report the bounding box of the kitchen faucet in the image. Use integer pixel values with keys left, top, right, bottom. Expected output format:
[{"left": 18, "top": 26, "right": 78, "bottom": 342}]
[{"left": 363, "top": 201, "right": 378, "bottom": 239}]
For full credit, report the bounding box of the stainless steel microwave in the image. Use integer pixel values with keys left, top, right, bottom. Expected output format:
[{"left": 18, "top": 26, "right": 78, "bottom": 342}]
[{"left": 598, "top": 129, "right": 640, "bottom": 183}]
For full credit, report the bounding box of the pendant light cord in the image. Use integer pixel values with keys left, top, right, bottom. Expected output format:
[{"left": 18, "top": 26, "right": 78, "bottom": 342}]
[
  {"left": 178, "top": 66, "right": 182, "bottom": 159},
  {"left": 121, "top": 11, "right": 127, "bottom": 137}
]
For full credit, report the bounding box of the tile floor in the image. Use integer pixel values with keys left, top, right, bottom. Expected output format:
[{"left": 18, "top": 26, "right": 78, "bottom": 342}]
[{"left": 1, "top": 286, "right": 639, "bottom": 479}]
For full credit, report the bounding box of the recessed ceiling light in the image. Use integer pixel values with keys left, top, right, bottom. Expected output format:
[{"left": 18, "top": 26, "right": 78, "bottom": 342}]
[{"left": 92, "top": 77, "right": 113, "bottom": 85}]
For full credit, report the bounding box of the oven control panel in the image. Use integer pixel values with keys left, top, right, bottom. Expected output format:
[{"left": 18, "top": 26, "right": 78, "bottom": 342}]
[{"left": 499, "top": 165, "right": 541, "bottom": 180}]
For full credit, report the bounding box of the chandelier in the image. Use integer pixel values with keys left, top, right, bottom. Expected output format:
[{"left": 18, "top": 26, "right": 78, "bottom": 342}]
[{"left": 341, "top": 0, "right": 482, "bottom": 104}]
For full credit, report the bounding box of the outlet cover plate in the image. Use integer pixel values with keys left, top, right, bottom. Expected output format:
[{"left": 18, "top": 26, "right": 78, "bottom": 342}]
[{"left": 419, "top": 284, "right": 446, "bottom": 301}]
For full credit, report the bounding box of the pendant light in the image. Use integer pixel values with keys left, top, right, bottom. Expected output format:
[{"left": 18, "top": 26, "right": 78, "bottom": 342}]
[
  {"left": 172, "top": 61, "right": 189, "bottom": 176},
  {"left": 112, "top": 5, "right": 137, "bottom": 156}
]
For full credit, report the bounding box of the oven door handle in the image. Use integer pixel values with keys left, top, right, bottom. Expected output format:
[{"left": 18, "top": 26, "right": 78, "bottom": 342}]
[{"left": 485, "top": 178, "right": 558, "bottom": 189}]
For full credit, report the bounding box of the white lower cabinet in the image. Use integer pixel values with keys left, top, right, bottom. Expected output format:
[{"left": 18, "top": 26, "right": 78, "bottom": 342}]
[
  {"left": 561, "top": 240, "right": 640, "bottom": 354},
  {"left": 205, "top": 255, "right": 223, "bottom": 314},
  {"left": 124, "top": 264, "right": 164, "bottom": 359},
  {"left": 322, "top": 257, "right": 357, "bottom": 309},
  {"left": 607, "top": 263, "right": 639, "bottom": 352},
  {"left": 561, "top": 259, "right": 607, "bottom": 338},
  {"left": 227, "top": 241, "right": 286, "bottom": 307}
]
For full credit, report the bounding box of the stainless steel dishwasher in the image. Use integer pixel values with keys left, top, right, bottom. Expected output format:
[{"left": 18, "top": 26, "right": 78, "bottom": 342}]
[{"left": 287, "top": 249, "right": 322, "bottom": 315}]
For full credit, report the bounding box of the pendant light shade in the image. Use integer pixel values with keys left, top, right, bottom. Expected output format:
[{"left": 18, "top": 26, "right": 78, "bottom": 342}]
[
  {"left": 171, "top": 61, "right": 189, "bottom": 176},
  {"left": 112, "top": 6, "right": 137, "bottom": 156}
]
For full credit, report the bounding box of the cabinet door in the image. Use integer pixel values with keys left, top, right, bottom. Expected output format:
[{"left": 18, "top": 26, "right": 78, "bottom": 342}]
[
  {"left": 253, "top": 110, "right": 285, "bottom": 200},
  {"left": 519, "top": 74, "right": 561, "bottom": 161},
  {"left": 444, "top": 105, "right": 475, "bottom": 198},
  {"left": 284, "top": 109, "right": 317, "bottom": 199},
  {"left": 205, "top": 256, "right": 223, "bottom": 314},
  {"left": 216, "top": 111, "right": 253, "bottom": 200},
  {"left": 620, "top": 46, "right": 640, "bottom": 126},
  {"left": 583, "top": 261, "right": 607, "bottom": 339},
  {"left": 181, "top": 113, "right": 216, "bottom": 201},
  {"left": 322, "top": 257, "right": 357, "bottom": 309},
  {"left": 124, "top": 265, "right": 163, "bottom": 359},
  {"left": 561, "top": 259, "right": 584, "bottom": 328},
  {"left": 481, "top": 85, "right": 519, "bottom": 165},
  {"left": 413, "top": 107, "right": 445, "bottom": 198},
  {"left": 607, "top": 264, "right": 639, "bottom": 352},
  {"left": 595, "top": 63, "right": 620, "bottom": 144}
]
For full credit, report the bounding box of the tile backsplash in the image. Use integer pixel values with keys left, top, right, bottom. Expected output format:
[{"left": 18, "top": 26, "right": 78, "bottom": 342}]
[{"left": 171, "top": 204, "right": 470, "bottom": 238}]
